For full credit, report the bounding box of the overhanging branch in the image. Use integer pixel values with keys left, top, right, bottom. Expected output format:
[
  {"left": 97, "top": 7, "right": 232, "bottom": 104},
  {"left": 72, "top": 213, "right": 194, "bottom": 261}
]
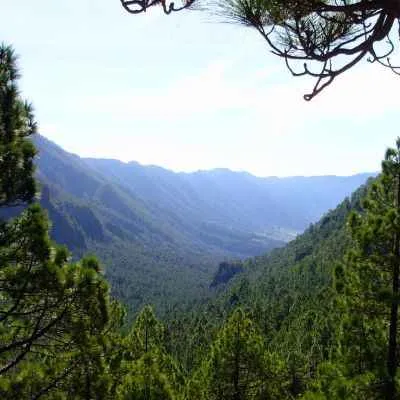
[{"left": 120, "top": 0, "right": 400, "bottom": 100}]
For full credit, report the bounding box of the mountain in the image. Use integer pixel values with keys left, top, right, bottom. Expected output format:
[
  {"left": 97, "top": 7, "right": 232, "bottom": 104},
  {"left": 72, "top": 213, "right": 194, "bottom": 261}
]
[
  {"left": 211, "top": 178, "right": 367, "bottom": 309},
  {"left": 166, "top": 176, "right": 373, "bottom": 397},
  {"left": 21, "top": 135, "right": 375, "bottom": 313},
  {"left": 175, "top": 179, "right": 368, "bottom": 367},
  {"left": 85, "top": 159, "right": 374, "bottom": 234},
  {"left": 34, "top": 136, "right": 285, "bottom": 257}
]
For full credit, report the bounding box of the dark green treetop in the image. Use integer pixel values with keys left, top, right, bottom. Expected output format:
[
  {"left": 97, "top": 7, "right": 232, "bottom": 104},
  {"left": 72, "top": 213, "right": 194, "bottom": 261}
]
[
  {"left": 0, "top": 44, "right": 117, "bottom": 400},
  {"left": 0, "top": 43, "right": 37, "bottom": 206}
]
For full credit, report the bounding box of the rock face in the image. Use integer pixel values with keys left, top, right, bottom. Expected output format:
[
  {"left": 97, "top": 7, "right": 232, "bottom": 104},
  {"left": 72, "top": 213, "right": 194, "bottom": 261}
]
[{"left": 210, "top": 261, "right": 244, "bottom": 288}]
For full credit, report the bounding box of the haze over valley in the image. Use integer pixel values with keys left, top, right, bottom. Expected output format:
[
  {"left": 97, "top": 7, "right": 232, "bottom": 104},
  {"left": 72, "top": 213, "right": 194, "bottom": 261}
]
[
  {"left": 3, "top": 2, "right": 400, "bottom": 395},
  {"left": 14, "top": 134, "right": 374, "bottom": 312}
]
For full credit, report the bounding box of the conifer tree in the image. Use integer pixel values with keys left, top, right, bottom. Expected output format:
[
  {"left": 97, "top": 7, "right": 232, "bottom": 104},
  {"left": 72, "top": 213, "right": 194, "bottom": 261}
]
[
  {"left": 117, "top": 306, "right": 182, "bottom": 400},
  {"left": 196, "top": 308, "right": 287, "bottom": 400},
  {"left": 0, "top": 44, "right": 36, "bottom": 206},
  {"left": 0, "top": 44, "right": 115, "bottom": 399},
  {"left": 343, "top": 138, "right": 400, "bottom": 399},
  {"left": 121, "top": 0, "right": 400, "bottom": 100}
]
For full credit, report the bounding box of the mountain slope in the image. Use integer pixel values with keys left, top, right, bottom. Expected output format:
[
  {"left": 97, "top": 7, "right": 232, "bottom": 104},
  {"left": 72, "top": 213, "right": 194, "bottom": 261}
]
[
  {"left": 31, "top": 136, "right": 284, "bottom": 313},
  {"left": 170, "top": 180, "right": 371, "bottom": 385},
  {"left": 85, "top": 157, "right": 373, "bottom": 233},
  {"left": 27, "top": 135, "right": 374, "bottom": 313}
]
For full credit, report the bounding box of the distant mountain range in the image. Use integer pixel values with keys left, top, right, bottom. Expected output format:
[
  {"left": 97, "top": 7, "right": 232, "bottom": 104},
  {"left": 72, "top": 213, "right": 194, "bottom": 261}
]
[
  {"left": 4, "top": 135, "right": 375, "bottom": 313},
  {"left": 85, "top": 157, "right": 375, "bottom": 234}
]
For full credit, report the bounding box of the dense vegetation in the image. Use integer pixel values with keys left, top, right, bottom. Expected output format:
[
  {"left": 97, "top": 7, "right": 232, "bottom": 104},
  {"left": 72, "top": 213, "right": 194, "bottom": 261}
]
[
  {"left": 2, "top": 42, "right": 400, "bottom": 399},
  {"left": 15, "top": 135, "right": 371, "bottom": 314}
]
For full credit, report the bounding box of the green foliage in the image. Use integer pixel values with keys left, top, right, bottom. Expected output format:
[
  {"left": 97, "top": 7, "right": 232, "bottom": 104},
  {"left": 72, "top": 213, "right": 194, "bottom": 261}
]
[
  {"left": 167, "top": 176, "right": 371, "bottom": 399},
  {"left": 28, "top": 135, "right": 373, "bottom": 315},
  {"left": 336, "top": 138, "right": 400, "bottom": 398},
  {"left": 0, "top": 44, "right": 117, "bottom": 400},
  {"left": 0, "top": 43, "right": 37, "bottom": 206},
  {"left": 3, "top": 41, "right": 400, "bottom": 400},
  {"left": 196, "top": 308, "right": 287, "bottom": 400},
  {"left": 123, "top": 0, "right": 396, "bottom": 100},
  {"left": 210, "top": 261, "right": 244, "bottom": 288},
  {"left": 118, "top": 357, "right": 177, "bottom": 400},
  {"left": 115, "top": 306, "right": 182, "bottom": 400},
  {"left": 0, "top": 205, "right": 115, "bottom": 399},
  {"left": 301, "top": 362, "right": 376, "bottom": 400}
]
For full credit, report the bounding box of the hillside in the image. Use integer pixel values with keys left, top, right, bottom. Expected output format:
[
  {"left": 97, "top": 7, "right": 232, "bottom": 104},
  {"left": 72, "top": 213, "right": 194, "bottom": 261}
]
[
  {"left": 26, "top": 135, "right": 374, "bottom": 313},
  {"left": 211, "top": 178, "right": 367, "bottom": 316},
  {"left": 34, "top": 136, "right": 285, "bottom": 257},
  {"left": 86, "top": 158, "right": 373, "bottom": 233},
  {"left": 167, "top": 180, "right": 370, "bottom": 392}
]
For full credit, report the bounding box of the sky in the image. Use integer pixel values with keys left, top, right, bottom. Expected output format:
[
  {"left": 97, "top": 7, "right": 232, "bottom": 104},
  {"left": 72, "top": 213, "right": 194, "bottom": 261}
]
[{"left": 2, "top": 1, "right": 400, "bottom": 177}]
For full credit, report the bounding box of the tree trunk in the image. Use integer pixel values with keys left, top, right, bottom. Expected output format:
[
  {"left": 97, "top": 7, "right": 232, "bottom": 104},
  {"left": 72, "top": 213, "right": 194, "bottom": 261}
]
[{"left": 233, "top": 319, "right": 241, "bottom": 400}]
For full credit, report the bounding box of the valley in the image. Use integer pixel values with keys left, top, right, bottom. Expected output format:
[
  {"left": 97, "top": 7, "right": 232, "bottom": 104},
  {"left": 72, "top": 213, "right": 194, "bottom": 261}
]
[
  {"left": 29, "top": 135, "right": 374, "bottom": 313},
  {"left": 2, "top": 2, "right": 400, "bottom": 396}
]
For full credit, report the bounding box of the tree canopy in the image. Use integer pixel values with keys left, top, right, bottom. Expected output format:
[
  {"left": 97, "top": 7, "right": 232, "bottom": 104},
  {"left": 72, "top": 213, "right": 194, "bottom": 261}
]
[
  {"left": 120, "top": 0, "right": 400, "bottom": 100},
  {"left": 0, "top": 45, "right": 36, "bottom": 205},
  {"left": 0, "top": 43, "right": 118, "bottom": 399},
  {"left": 4, "top": 34, "right": 400, "bottom": 398}
]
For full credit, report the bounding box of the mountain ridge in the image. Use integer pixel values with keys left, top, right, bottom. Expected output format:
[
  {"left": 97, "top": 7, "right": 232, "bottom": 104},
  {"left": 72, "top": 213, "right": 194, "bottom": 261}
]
[
  {"left": 84, "top": 153, "right": 374, "bottom": 232},
  {"left": 84, "top": 156, "right": 376, "bottom": 181},
  {"left": 26, "top": 134, "right": 376, "bottom": 313}
]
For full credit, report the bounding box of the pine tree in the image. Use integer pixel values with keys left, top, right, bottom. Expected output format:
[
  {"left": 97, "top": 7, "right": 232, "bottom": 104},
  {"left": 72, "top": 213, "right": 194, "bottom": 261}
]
[
  {"left": 117, "top": 306, "right": 182, "bottom": 400},
  {"left": 0, "top": 44, "right": 116, "bottom": 399},
  {"left": 197, "top": 308, "right": 287, "bottom": 400},
  {"left": 0, "top": 43, "right": 36, "bottom": 206},
  {"left": 122, "top": 0, "right": 400, "bottom": 100},
  {"left": 342, "top": 138, "right": 400, "bottom": 399}
]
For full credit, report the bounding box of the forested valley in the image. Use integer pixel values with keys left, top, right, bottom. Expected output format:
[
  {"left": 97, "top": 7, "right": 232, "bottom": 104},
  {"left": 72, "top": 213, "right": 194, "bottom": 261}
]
[
  {"left": 2, "top": 35, "right": 400, "bottom": 400},
  {"left": 12, "top": 134, "right": 369, "bottom": 316}
]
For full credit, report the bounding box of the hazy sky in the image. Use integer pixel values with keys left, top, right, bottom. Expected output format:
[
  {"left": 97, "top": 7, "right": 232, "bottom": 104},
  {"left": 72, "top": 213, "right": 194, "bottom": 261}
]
[{"left": 2, "top": 1, "right": 400, "bottom": 177}]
